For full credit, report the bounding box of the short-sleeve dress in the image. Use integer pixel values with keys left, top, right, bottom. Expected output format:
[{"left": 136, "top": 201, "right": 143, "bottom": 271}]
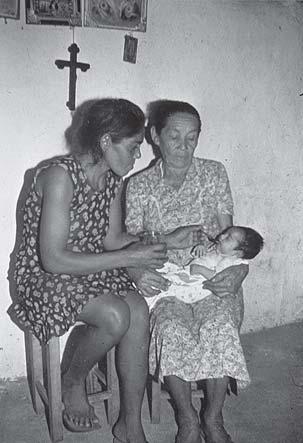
[
  {"left": 8, "top": 155, "right": 135, "bottom": 344},
  {"left": 126, "top": 157, "right": 250, "bottom": 388}
]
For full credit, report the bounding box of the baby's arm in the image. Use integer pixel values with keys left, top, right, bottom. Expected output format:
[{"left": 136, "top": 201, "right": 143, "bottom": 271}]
[{"left": 190, "top": 263, "right": 216, "bottom": 280}]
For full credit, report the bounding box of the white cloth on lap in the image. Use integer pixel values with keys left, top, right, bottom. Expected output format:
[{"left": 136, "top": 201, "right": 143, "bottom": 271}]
[{"left": 145, "top": 253, "right": 248, "bottom": 310}]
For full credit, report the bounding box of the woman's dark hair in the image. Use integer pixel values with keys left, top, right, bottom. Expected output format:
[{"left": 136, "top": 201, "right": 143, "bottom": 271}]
[
  {"left": 65, "top": 98, "right": 145, "bottom": 162},
  {"left": 236, "top": 226, "right": 264, "bottom": 259},
  {"left": 145, "top": 100, "right": 202, "bottom": 154}
]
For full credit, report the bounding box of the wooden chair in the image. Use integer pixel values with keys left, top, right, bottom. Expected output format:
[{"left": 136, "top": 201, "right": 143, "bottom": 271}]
[
  {"left": 147, "top": 375, "right": 205, "bottom": 424},
  {"left": 24, "top": 329, "right": 116, "bottom": 442}
]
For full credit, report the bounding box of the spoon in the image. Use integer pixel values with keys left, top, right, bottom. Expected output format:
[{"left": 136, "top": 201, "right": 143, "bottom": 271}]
[{"left": 198, "top": 228, "right": 217, "bottom": 244}]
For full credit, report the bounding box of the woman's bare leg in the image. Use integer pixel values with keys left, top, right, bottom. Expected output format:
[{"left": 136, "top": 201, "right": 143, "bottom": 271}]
[
  {"left": 61, "top": 324, "right": 85, "bottom": 376},
  {"left": 113, "top": 291, "right": 149, "bottom": 443},
  {"left": 165, "top": 375, "right": 202, "bottom": 443},
  {"left": 203, "top": 377, "right": 231, "bottom": 443},
  {"left": 61, "top": 293, "right": 130, "bottom": 429}
]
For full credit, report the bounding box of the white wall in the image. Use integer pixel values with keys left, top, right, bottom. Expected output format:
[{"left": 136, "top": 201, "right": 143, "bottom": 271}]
[{"left": 1, "top": 0, "right": 303, "bottom": 379}]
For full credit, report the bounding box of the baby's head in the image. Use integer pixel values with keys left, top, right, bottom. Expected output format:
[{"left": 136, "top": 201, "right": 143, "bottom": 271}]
[{"left": 216, "top": 226, "right": 264, "bottom": 259}]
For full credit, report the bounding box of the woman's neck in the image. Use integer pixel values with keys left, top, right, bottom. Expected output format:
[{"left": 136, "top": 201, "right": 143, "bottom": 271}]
[
  {"left": 77, "top": 153, "right": 110, "bottom": 191},
  {"left": 162, "top": 163, "right": 190, "bottom": 188}
]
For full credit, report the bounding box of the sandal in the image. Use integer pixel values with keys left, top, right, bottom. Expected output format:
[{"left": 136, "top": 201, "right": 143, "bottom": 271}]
[{"left": 62, "top": 406, "right": 101, "bottom": 433}]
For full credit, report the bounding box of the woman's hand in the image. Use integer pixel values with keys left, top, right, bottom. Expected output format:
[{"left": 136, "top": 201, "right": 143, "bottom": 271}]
[
  {"left": 127, "top": 267, "right": 171, "bottom": 297},
  {"left": 126, "top": 241, "right": 168, "bottom": 269},
  {"left": 165, "top": 225, "right": 202, "bottom": 250},
  {"left": 191, "top": 244, "right": 207, "bottom": 258},
  {"left": 202, "top": 264, "right": 249, "bottom": 298}
]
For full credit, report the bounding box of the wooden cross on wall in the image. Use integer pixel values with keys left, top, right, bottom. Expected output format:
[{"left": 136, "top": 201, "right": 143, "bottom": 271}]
[{"left": 55, "top": 43, "right": 90, "bottom": 111}]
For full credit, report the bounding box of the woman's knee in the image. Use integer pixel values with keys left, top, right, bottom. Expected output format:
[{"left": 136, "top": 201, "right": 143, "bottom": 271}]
[
  {"left": 125, "top": 292, "right": 149, "bottom": 328},
  {"left": 80, "top": 295, "right": 131, "bottom": 339},
  {"left": 107, "top": 299, "right": 131, "bottom": 339}
]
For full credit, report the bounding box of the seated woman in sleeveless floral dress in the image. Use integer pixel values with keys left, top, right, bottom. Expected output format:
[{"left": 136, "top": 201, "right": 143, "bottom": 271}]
[{"left": 8, "top": 98, "right": 200, "bottom": 443}]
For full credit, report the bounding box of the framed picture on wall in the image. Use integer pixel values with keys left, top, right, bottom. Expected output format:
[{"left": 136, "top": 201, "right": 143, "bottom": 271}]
[
  {"left": 84, "top": 0, "right": 148, "bottom": 32},
  {"left": 0, "top": 0, "right": 19, "bottom": 19},
  {"left": 25, "top": 0, "right": 81, "bottom": 26}
]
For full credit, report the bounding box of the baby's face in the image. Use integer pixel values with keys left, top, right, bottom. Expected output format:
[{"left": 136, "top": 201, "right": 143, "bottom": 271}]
[{"left": 216, "top": 227, "right": 245, "bottom": 256}]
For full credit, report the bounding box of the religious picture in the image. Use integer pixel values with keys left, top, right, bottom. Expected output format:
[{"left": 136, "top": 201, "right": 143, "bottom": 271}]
[
  {"left": 0, "top": 0, "right": 19, "bottom": 19},
  {"left": 25, "top": 0, "right": 81, "bottom": 26},
  {"left": 84, "top": 0, "right": 148, "bottom": 32}
]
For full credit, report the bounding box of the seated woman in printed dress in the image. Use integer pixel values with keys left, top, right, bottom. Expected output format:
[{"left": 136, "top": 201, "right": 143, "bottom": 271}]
[
  {"left": 8, "top": 98, "right": 201, "bottom": 443},
  {"left": 125, "top": 100, "right": 249, "bottom": 443}
]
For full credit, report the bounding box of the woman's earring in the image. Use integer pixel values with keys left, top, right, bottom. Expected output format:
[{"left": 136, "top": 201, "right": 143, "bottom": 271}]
[{"left": 101, "top": 134, "right": 111, "bottom": 152}]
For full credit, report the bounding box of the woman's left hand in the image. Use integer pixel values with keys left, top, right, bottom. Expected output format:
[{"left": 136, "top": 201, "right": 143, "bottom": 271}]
[
  {"left": 202, "top": 264, "right": 249, "bottom": 298},
  {"left": 165, "top": 225, "right": 203, "bottom": 250}
]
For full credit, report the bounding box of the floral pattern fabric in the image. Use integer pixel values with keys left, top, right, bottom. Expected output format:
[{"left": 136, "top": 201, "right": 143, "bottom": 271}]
[
  {"left": 126, "top": 158, "right": 233, "bottom": 267},
  {"left": 8, "top": 155, "right": 134, "bottom": 344},
  {"left": 126, "top": 157, "right": 250, "bottom": 388}
]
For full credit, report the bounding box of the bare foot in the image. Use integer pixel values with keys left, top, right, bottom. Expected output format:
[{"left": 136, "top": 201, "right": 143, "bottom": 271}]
[
  {"left": 113, "top": 417, "right": 147, "bottom": 443},
  {"left": 61, "top": 374, "right": 100, "bottom": 432},
  {"left": 203, "top": 417, "right": 233, "bottom": 443},
  {"left": 176, "top": 408, "right": 202, "bottom": 443}
]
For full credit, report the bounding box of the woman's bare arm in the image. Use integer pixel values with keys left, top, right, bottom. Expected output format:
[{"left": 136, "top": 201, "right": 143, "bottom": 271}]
[
  {"left": 38, "top": 166, "right": 167, "bottom": 275},
  {"left": 103, "top": 184, "right": 139, "bottom": 250},
  {"left": 202, "top": 264, "right": 249, "bottom": 298},
  {"left": 217, "top": 213, "right": 233, "bottom": 231}
]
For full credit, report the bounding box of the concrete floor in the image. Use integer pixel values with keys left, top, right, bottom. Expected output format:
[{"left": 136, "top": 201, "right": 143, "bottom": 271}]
[{"left": 0, "top": 322, "right": 303, "bottom": 443}]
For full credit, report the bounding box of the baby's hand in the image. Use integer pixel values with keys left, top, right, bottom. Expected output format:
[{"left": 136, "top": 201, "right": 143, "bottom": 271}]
[{"left": 191, "top": 244, "right": 206, "bottom": 258}]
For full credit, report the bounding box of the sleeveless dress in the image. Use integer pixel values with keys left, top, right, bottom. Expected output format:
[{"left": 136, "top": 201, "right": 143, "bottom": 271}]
[{"left": 8, "top": 155, "right": 135, "bottom": 344}]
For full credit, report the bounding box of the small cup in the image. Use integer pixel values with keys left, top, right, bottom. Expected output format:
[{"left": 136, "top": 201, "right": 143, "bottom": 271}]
[{"left": 139, "top": 230, "right": 161, "bottom": 245}]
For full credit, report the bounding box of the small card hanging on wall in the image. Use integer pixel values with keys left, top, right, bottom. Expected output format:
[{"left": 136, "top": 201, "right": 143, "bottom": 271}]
[{"left": 123, "top": 35, "right": 138, "bottom": 64}]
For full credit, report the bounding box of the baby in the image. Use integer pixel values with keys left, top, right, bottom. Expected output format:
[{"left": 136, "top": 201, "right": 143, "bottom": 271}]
[{"left": 145, "top": 225, "right": 264, "bottom": 309}]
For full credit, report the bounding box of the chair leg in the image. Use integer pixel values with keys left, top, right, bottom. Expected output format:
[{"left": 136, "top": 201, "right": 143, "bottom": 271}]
[
  {"left": 105, "top": 347, "right": 115, "bottom": 425},
  {"left": 43, "top": 337, "right": 63, "bottom": 443},
  {"left": 24, "top": 330, "right": 43, "bottom": 414},
  {"left": 151, "top": 377, "right": 161, "bottom": 424}
]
